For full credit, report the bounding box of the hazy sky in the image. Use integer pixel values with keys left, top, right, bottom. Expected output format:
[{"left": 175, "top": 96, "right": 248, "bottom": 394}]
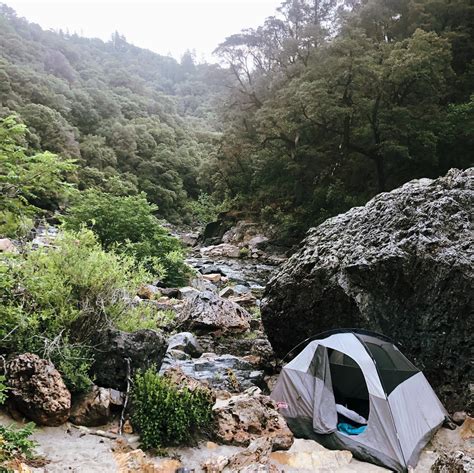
[{"left": 4, "top": 0, "right": 282, "bottom": 62}]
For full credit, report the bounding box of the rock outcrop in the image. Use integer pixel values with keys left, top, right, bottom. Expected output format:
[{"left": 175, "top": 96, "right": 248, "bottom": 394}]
[
  {"left": 178, "top": 291, "right": 251, "bottom": 335},
  {"left": 262, "top": 168, "right": 473, "bottom": 411},
  {"left": 213, "top": 387, "right": 294, "bottom": 450},
  {"left": 6, "top": 354, "right": 71, "bottom": 426},
  {"left": 92, "top": 328, "right": 168, "bottom": 390}
]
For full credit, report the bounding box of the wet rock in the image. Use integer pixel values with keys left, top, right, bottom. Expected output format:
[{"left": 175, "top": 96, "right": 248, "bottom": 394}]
[
  {"left": 270, "top": 438, "right": 352, "bottom": 471},
  {"left": 92, "top": 328, "right": 167, "bottom": 390},
  {"left": 213, "top": 387, "right": 294, "bottom": 450},
  {"left": 0, "top": 238, "right": 18, "bottom": 253},
  {"left": 200, "top": 243, "right": 241, "bottom": 259},
  {"left": 201, "top": 265, "right": 227, "bottom": 276},
  {"left": 177, "top": 291, "right": 251, "bottom": 335},
  {"left": 6, "top": 353, "right": 71, "bottom": 426},
  {"left": 262, "top": 168, "right": 474, "bottom": 411},
  {"left": 70, "top": 385, "right": 123, "bottom": 427},
  {"left": 178, "top": 286, "right": 202, "bottom": 299},
  {"left": 160, "top": 353, "right": 265, "bottom": 392},
  {"left": 167, "top": 332, "right": 203, "bottom": 358},
  {"left": 431, "top": 451, "right": 474, "bottom": 472}
]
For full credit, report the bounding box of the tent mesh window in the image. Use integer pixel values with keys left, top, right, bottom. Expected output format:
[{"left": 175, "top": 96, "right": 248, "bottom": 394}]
[
  {"left": 328, "top": 349, "right": 370, "bottom": 421},
  {"left": 362, "top": 341, "right": 419, "bottom": 395}
]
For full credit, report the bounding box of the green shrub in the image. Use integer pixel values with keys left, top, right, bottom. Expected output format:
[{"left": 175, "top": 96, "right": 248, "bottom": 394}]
[
  {"left": 62, "top": 190, "right": 193, "bottom": 285},
  {"left": 0, "top": 423, "right": 37, "bottom": 466},
  {"left": 131, "top": 368, "right": 213, "bottom": 449},
  {"left": 0, "top": 228, "right": 149, "bottom": 392},
  {"left": 115, "top": 306, "right": 175, "bottom": 332},
  {"left": 0, "top": 376, "right": 37, "bottom": 468}
]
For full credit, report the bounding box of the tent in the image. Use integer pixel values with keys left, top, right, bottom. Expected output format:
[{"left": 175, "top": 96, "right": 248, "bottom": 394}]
[{"left": 270, "top": 329, "right": 447, "bottom": 472}]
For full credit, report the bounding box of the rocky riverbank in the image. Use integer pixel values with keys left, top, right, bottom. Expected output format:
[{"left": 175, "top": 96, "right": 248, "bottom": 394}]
[{"left": 1, "top": 171, "right": 473, "bottom": 472}]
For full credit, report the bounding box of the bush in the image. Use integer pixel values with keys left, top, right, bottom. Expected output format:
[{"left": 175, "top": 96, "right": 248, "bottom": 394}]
[
  {"left": 131, "top": 367, "right": 213, "bottom": 449},
  {"left": 0, "top": 228, "right": 149, "bottom": 392},
  {"left": 186, "top": 192, "right": 230, "bottom": 225},
  {"left": 0, "top": 376, "right": 37, "bottom": 468},
  {"left": 115, "top": 307, "right": 175, "bottom": 332},
  {"left": 62, "top": 190, "right": 193, "bottom": 286}
]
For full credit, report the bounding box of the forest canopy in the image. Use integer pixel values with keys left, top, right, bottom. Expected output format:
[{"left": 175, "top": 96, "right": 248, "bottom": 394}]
[{"left": 0, "top": 0, "right": 472, "bottom": 238}]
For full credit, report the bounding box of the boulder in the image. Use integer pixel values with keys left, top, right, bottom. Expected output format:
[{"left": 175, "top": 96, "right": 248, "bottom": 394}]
[
  {"left": 262, "top": 168, "right": 473, "bottom": 411},
  {"left": 213, "top": 387, "right": 294, "bottom": 450},
  {"left": 136, "top": 284, "right": 160, "bottom": 300},
  {"left": 431, "top": 451, "right": 474, "bottom": 472},
  {"left": 70, "top": 385, "right": 123, "bottom": 427},
  {"left": 178, "top": 286, "right": 202, "bottom": 299},
  {"left": 228, "top": 294, "right": 258, "bottom": 309},
  {"left": 200, "top": 244, "right": 241, "bottom": 259},
  {"left": 6, "top": 353, "right": 71, "bottom": 426},
  {"left": 201, "top": 265, "right": 227, "bottom": 276},
  {"left": 0, "top": 238, "right": 18, "bottom": 253},
  {"left": 202, "top": 273, "right": 222, "bottom": 284},
  {"left": 158, "top": 287, "right": 180, "bottom": 298},
  {"left": 219, "top": 285, "right": 251, "bottom": 298},
  {"left": 92, "top": 328, "right": 168, "bottom": 390},
  {"left": 177, "top": 291, "right": 251, "bottom": 335},
  {"left": 167, "top": 332, "right": 203, "bottom": 358}
]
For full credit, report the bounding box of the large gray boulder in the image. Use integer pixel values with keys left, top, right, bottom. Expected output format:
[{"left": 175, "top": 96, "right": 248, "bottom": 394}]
[
  {"left": 262, "top": 168, "right": 473, "bottom": 411},
  {"left": 92, "top": 328, "right": 168, "bottom": 390},
  {"left": 177, "top": 291, "right": 251, "bottom": 335}
]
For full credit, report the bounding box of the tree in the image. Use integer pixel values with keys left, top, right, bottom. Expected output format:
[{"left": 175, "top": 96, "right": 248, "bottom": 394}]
[{"left": 0, "top": 115, "right": 76, "bottom": 236}]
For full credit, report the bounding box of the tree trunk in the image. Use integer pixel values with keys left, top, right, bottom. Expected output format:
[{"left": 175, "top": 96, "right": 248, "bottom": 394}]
[{"left": 375, "top": 154, "right": 386, "bottom": 192}]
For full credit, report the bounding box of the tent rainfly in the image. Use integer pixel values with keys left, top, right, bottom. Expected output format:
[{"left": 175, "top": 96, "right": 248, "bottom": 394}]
[{"left": 271, "top": 329, "right": 448, "bottom": 472}]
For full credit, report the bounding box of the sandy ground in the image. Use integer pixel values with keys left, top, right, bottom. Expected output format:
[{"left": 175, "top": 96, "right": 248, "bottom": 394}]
[{"left": 1, "top": 410, "right": 471, "bottom": 472}]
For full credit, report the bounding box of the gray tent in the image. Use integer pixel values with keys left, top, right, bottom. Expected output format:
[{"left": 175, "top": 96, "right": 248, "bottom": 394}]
[{"left": 271, "top": 329, "right": 447, "bottom": 472}]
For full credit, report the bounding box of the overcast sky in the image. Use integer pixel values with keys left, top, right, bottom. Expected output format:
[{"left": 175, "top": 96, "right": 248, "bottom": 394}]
[{"left": 4, "top": 0, "right": 282, "bottom": 62}]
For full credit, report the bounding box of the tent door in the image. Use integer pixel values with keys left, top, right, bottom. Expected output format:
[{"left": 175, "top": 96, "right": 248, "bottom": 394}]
[{"left": 312, "top": 345, "right": 337, "bottom": 434}]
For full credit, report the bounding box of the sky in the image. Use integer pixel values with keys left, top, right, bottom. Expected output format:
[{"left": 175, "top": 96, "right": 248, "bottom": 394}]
[{"left": 3, "top": 0, "right": 283, "bottom": 62}]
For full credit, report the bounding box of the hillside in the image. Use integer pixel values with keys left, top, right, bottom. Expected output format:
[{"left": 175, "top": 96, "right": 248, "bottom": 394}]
[{"left": 0, "top": 4, "right": 225, "bottom": 221}]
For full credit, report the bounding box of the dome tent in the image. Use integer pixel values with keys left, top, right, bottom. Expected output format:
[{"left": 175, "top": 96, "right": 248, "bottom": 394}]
[{"left": 270, "top": 329, "right": 448, "bottom": 472}]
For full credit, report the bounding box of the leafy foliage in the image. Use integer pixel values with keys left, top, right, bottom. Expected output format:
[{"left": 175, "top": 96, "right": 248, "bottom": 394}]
[
  {"left": 0, "top": 6, "right": 224, "bottom": 221},
  {"left": 0, "top": 423, "right": 37, "bottom": 466},
  {"left": 0, "top": 228, "right": 149, "bottom": 392},
  {"left": 0, "top": 376, "right": 37, "bottom": 468},
  {"left": 131, "top": 367, "right": 213, "bottom": 449},
  {"left": 62, "top": 190, "right": 193, "bottom": 285},
  {"left": 186, "top": 192, "right": 230, "bottom": 225},
  {"left": 0, "top": 115, "right": 76, "bottom": 237},
  {"left": 115, "top": 306, "right": 176, "bottom": 332},
  {"left": 211, "top": 0, "right": 473, "bottom": 238}
]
